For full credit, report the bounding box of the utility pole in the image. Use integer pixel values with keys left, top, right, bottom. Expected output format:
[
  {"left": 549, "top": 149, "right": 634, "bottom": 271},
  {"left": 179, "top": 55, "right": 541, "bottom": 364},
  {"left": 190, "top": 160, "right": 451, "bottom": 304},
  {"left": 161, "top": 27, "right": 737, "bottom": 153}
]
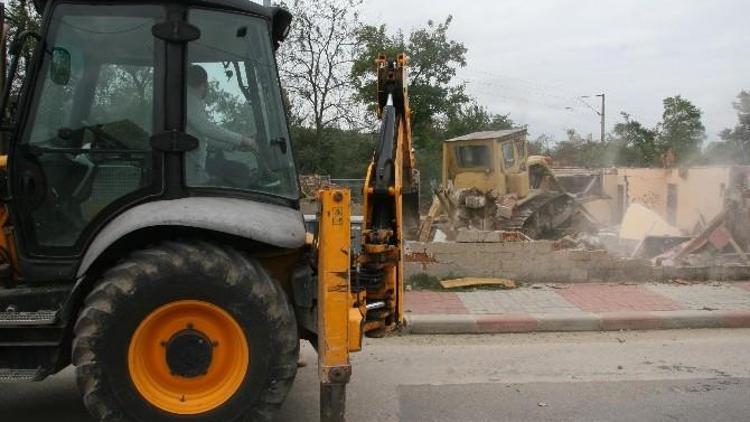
[
  {"left": 597, "top": 93, "right": 605, "bottom": 143},
  {"left": 576, "top": 94, "right": 606, "bottom": 143}
]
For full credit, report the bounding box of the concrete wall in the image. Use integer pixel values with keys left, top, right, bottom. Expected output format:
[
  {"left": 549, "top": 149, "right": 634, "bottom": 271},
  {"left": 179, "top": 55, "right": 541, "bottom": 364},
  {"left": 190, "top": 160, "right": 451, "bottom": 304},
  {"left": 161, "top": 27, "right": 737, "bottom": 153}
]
[
  {"left": 665, "top": 167, "right": 731, "bottom": 231},
  {"left": 584, "top": 166, "right": 737, "bottom": 233},
  {"left": 405, "top": 241, "right": 750, "bottom": 283}
]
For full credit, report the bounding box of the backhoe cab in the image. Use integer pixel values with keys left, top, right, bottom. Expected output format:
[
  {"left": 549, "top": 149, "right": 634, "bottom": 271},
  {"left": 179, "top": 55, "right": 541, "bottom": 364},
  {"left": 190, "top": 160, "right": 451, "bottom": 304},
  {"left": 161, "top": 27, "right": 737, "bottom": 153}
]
[{"left": 0, "top": 1, "right": 408, "bottom": 421}]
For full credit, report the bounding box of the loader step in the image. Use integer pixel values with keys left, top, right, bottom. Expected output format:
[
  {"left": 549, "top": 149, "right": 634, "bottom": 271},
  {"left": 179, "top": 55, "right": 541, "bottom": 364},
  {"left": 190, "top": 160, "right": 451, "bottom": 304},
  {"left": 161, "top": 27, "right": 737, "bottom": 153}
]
[
  {"left": 0, "top": 368, "right": 43, "bottom": 383},
  {"left": 0, "top": 310, "right": 58, "bottom": 326}
]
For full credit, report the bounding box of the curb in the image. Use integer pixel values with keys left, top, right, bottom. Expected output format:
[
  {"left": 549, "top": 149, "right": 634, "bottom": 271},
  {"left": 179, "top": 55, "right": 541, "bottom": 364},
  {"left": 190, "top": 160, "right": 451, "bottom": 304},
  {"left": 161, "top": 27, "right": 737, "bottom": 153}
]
[{"left": 404, "top": 310, "right": 750, "bottom": 334}]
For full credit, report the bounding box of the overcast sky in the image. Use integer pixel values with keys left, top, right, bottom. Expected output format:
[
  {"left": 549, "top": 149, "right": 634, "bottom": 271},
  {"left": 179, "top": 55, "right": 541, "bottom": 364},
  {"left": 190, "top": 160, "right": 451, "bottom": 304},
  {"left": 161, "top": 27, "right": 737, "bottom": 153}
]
[{"left": 361, "top": 0, "right": 750, "bottom": 142}]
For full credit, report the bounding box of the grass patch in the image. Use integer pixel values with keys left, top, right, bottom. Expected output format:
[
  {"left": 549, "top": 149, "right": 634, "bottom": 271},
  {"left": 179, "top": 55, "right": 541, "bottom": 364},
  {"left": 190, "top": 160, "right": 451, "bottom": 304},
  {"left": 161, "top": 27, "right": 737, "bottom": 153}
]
[{"left": 406, "top": 273, "right": 443, "bottom": 290}]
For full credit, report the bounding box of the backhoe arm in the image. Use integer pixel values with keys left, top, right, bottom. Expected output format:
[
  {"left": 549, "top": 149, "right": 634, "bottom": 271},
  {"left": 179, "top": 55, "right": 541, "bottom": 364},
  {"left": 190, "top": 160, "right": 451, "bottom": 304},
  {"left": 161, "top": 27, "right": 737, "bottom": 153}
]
[{"left": 316, "top": 54, "right": 416, "bottom": 421}]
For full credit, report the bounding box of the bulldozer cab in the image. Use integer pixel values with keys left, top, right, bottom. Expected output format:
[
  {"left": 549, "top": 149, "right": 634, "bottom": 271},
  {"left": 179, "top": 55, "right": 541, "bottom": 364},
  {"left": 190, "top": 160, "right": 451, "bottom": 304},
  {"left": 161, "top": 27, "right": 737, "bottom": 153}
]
[
  {"left": 3, "top": 1, "right": 297, "bottom": 275},
  {"left": 442, "top": 128, "right": 529, "bottom": 197}
]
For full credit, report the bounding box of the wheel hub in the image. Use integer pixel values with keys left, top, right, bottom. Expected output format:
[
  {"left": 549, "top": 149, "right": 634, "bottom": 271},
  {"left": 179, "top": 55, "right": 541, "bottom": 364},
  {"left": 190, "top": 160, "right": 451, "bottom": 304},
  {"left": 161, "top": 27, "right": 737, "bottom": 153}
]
[
  {"left": 165, "top": 327, "right": 214, "bottom": 378},
  {"left": 128, "top": 300, "right": 250, "bottom": 415}
]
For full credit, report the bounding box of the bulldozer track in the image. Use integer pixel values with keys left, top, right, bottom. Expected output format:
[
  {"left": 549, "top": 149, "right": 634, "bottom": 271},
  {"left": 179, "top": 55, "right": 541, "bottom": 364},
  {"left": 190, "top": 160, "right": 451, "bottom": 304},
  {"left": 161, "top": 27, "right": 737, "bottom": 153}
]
[{"left": 501, "top": 192, "right": 577, "bottom": 239}]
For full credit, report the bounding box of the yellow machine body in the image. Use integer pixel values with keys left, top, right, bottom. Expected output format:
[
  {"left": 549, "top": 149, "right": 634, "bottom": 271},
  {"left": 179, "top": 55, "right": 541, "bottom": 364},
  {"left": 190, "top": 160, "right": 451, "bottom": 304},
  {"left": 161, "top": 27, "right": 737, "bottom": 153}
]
[{"left": 442, "top": 128, "right": 530, "bottom": 198}]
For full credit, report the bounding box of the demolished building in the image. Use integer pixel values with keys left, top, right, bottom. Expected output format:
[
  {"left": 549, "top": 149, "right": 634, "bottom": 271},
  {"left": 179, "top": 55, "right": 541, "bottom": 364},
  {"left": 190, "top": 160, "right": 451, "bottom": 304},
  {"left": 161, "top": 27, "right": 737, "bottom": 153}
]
[{"left": 407, "top": 164, "right": 750, "bottom": 283}]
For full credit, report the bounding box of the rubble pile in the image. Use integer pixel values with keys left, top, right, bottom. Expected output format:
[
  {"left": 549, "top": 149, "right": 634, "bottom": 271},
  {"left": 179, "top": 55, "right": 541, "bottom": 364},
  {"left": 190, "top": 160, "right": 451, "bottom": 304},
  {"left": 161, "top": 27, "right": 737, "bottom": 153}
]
[
  {"left": 410, "top": 165, "right": 750, "bottom": 283},
  {"left": 299, "top": 175, "right": 337, "bottom": 199}
]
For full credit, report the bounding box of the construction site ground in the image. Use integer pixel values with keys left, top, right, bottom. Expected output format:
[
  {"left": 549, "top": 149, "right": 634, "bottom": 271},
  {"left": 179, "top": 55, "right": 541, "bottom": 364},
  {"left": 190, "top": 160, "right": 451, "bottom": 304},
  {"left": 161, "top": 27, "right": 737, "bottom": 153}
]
[{"left": 404, "top": 281, "right": 750, "bottom": 334}]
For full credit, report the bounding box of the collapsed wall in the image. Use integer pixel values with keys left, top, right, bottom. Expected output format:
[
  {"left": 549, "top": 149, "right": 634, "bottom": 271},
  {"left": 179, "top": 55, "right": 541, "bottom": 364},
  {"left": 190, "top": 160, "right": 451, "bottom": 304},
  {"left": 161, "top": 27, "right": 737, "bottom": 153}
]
[{"left": 405, "top": 241, "right": 750, "bottom": 283}]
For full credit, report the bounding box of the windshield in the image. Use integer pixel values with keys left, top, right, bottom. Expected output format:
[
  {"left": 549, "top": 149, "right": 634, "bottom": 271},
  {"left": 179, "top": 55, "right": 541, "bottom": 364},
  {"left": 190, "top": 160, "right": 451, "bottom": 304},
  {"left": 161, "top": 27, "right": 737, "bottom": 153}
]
[
  {"left": 19, "top": 4, "right": 161, "bottom": 247},
  {"left": 455, "top": 144, "right": 491, "bottom": 169},
  {"left": 186, "top": 8, "right": 298, "bottom": 198}
]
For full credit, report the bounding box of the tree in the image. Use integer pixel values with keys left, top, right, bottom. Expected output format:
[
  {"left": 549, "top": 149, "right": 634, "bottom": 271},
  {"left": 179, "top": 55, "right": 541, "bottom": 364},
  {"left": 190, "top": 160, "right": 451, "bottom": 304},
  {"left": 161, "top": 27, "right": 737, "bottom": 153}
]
[
  {"left": 350, "top": 16, "right": 474, "bottom": 193},
  {"left": 550, "top": 129, "right": 613, "bottom": 168},
  {"left": 351, "top": 16, "right": 469, "bottom": 146},
  {"left": 656, "top": 95, "right": 705, "bottom": 164},
  {"left": 713, "top": 90, "right": 750, "bottom": 164},
  {"left": 612, "top": 112, "right": 658, "bottom": 167},
  {"left": 278, "top": 0, "right": 363, "bottom": 172},
  {"left": 4, "top": 0, "right": 41, "bottom": 95},
  {"left": 528, "top": 134, "right": 553, "bottom": 156},
  {"left": 442, "top": 102, "right": 513, "bottom": 140}
]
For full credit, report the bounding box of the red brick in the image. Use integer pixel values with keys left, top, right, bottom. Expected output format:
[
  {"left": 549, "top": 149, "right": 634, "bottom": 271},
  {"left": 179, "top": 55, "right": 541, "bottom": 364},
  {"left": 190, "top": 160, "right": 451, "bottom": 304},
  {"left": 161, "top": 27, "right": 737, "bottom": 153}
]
[
  {"left": 404, "top": 291, "right": 468, "bottom": 315},
  {"left": 557, "top": 283, "right": 683, "bottom": 313},
  {"left": 476, "top": 314, "right": 538, "bottom": 333}
]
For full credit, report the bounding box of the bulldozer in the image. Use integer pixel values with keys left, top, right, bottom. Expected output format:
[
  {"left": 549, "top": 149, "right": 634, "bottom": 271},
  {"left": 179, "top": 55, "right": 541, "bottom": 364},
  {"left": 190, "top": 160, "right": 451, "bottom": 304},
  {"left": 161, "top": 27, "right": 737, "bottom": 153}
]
[
  {"left": 422, "top": 128, "right": 579, "bottom": 240},
  {"left": 0, "top": 1, "right": 416, "bottom": 421}
]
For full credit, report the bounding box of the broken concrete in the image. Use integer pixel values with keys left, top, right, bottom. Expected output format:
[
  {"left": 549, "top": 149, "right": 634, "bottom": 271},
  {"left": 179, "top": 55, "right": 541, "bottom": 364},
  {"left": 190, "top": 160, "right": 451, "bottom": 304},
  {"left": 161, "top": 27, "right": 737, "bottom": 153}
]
[{"left": 619, "top": 203, "right": 682, "bottom": 241}]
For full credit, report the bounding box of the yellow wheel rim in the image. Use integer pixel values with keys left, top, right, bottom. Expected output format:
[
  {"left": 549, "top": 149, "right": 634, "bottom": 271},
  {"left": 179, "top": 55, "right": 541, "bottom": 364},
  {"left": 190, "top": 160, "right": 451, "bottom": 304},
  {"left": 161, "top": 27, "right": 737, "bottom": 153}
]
[{"left": 128, "top": 300, "right": 249, "bottom": 415}]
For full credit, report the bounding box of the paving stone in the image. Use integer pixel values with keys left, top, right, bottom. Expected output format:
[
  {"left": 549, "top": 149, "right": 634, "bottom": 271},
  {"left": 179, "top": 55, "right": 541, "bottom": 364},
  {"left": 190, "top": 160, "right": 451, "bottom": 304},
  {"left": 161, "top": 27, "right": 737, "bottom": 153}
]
[
  {"left": 646, "top": 283, "right": 750, "bottom": 311},
  {"left": 456, "top": 290, "right": 580, "bottom": 315},
  {"left": 556, "top": 283, "right": 683, "bottom": 313},
  {"left": 405, "top": 291, "right": 468, "bottom": 315}
]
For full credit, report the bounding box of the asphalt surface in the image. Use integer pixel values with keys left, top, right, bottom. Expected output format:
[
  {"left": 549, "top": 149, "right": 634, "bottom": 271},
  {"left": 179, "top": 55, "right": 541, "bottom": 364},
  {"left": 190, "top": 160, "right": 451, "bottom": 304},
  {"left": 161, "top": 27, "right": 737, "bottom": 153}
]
[{"left": 1, "top": 329, "right": 749, "bottom": 421}]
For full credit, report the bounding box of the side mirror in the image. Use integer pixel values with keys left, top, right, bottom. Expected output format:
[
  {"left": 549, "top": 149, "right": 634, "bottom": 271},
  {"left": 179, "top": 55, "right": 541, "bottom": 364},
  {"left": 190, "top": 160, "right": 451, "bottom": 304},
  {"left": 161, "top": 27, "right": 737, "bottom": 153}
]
[
  {"left": 50, "top": 47, "right": 71, "bottom": 85},
  {"left": 271, "top": 7, "right": 293, "bottom": 50}
]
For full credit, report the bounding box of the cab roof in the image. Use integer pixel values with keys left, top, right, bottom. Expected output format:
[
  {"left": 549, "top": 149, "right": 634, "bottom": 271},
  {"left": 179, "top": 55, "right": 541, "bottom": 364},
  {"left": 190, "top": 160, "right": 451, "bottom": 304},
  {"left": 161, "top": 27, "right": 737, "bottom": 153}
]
[
  {"left": 33, "top": 0, "right": 274, "bottom": 18},
  {"left": 445, "top": 128, "right": 527, "bottom": 143}
]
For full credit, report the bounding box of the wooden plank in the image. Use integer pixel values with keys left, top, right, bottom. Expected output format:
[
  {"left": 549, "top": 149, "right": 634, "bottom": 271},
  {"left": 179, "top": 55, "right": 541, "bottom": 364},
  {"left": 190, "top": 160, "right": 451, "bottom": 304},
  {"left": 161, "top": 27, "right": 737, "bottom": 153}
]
[
  {"left": 417, "top": 199, "right": 442, "bottom": 242},
  {"left": 440, "top": 278, "right": 516, "bottom": 290}
]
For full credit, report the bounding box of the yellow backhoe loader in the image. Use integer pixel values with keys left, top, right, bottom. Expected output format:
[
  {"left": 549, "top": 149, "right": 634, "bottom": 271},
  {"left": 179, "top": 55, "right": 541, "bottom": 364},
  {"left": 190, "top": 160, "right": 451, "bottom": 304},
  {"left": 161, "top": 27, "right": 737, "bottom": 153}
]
[{"left": 0, "top": 1, "right": 415, "bottom": 421}]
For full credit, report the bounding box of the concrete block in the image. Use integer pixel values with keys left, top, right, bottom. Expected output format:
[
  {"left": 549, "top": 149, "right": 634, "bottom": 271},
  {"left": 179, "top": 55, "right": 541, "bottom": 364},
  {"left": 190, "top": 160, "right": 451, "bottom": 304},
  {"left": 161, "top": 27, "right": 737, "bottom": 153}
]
[
  {"left": 535, "top": 313, "right": 602, "bottom": 331},
  {"left": 600, "top": 312, "right": 662, "bottom": 331},
  {"left": 720, "top": 265, "right": 750, "bottom": 281},
  {"left": 568, "top": 267, "right": 589, "bottom": 282},
  {"left": 475, "top": 314, "right": 538, "bottom": 333},
  {"left": 567, "top": 250, "right": 593, "bottom": 262},
  {"left": 664, "top": 266, "right": 710, "bottom": 281},
  {"left": 455, "top": 229, "right": 481, "bottom": 243},
  {"left": 654, "top": 310, "right": 724, "bottom": 330},
  {"left": 405, "top": 314, "right": 479, "bottom": 334},
  {"left": 530, "top": 241, "right": 556, "bottom": 254}
]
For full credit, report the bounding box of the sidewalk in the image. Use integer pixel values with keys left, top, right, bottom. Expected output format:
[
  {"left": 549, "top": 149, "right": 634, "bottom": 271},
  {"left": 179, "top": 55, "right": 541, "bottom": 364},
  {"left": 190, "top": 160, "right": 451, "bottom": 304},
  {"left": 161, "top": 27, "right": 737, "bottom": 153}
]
[{"left": 404, "top": 281, "right": 750, "bottom": 334}]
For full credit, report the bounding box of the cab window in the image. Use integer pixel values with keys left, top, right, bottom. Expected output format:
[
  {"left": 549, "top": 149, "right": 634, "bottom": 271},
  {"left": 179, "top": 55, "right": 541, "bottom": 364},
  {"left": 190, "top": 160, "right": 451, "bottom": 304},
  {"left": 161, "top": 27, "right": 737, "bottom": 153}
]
[
  {"left": 185, "top": 8, "right": 299, "bottom": 198},
  {"left": 20, "top": 4, "right": 162, "bottom": 248},
  {"left": 455, "top": 145, "right": 491, "bottom": 169},
  {"left": 502, "top": 142, "right": 516, "bottom": 169}
]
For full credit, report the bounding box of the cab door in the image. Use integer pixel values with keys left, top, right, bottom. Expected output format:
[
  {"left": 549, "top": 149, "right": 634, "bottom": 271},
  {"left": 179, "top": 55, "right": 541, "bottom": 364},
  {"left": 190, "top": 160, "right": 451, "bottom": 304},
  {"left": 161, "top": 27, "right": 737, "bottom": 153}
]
[{"left": 8, "top": 4, "right": 165, "bottom": 271}]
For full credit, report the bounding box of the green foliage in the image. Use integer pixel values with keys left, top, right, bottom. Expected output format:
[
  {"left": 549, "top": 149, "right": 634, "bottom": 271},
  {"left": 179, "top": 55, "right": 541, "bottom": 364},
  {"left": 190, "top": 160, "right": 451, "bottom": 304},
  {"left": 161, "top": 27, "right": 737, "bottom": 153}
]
[
  {"left": 291, "top": 126, "right": 375, "bottom": 177},
  {"left": 405, "top": 273, "right": 442, "bottom": 291},
  {"left": 528, "top": 134, "right": 553, "bottom": 156},
  {"left": 348, "top": 16, "right": 519, "bottom": 197},
  {"left": 656, "top": 95, "right": 705, "bottom": 164},
  {"left": 544, "top": 96, "right": 707, "bottom": 169},
  {"left": 550, "top": 130, "right": 612, "bottom": 168},
  {"left": 612, "top": 112, "right": 659, "bottom": 167},
  {"left": 443, "top": 102, "right": 514, "bottom": 140},
  {"left": 351, "top": 15, "right": 469, "bottom": 147},
  {"left": 5, "top": 0, "right": 41, "bottom": 94}
]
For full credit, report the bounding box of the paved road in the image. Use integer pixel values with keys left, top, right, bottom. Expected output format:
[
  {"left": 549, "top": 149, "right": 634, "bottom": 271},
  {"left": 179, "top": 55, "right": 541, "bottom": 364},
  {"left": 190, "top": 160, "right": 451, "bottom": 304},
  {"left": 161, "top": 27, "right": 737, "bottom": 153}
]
[{"left": 2, "top": 329, "right": 749, "bottom": 421}]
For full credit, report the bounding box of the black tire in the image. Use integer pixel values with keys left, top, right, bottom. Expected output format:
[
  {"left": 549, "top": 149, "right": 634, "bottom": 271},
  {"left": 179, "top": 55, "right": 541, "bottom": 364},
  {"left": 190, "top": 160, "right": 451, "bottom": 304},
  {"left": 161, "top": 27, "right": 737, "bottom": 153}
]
[{"left": 72, "top": 240, "right": 299, "bottom": 422}]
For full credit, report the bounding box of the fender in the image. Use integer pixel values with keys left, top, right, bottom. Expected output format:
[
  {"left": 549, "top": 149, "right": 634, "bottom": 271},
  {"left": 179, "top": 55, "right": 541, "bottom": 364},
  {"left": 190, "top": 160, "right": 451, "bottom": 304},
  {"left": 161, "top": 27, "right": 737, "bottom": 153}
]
[{"left": 77, "top": 197, "right": 306, "bottom": 278}]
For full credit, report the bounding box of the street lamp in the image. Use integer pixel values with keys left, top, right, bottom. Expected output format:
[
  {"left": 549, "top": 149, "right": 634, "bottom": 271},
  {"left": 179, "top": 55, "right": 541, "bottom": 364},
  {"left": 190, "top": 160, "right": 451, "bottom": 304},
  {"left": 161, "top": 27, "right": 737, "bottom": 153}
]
[{"left": 578, "top": 94, "right": 606, "bottom": 143}]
